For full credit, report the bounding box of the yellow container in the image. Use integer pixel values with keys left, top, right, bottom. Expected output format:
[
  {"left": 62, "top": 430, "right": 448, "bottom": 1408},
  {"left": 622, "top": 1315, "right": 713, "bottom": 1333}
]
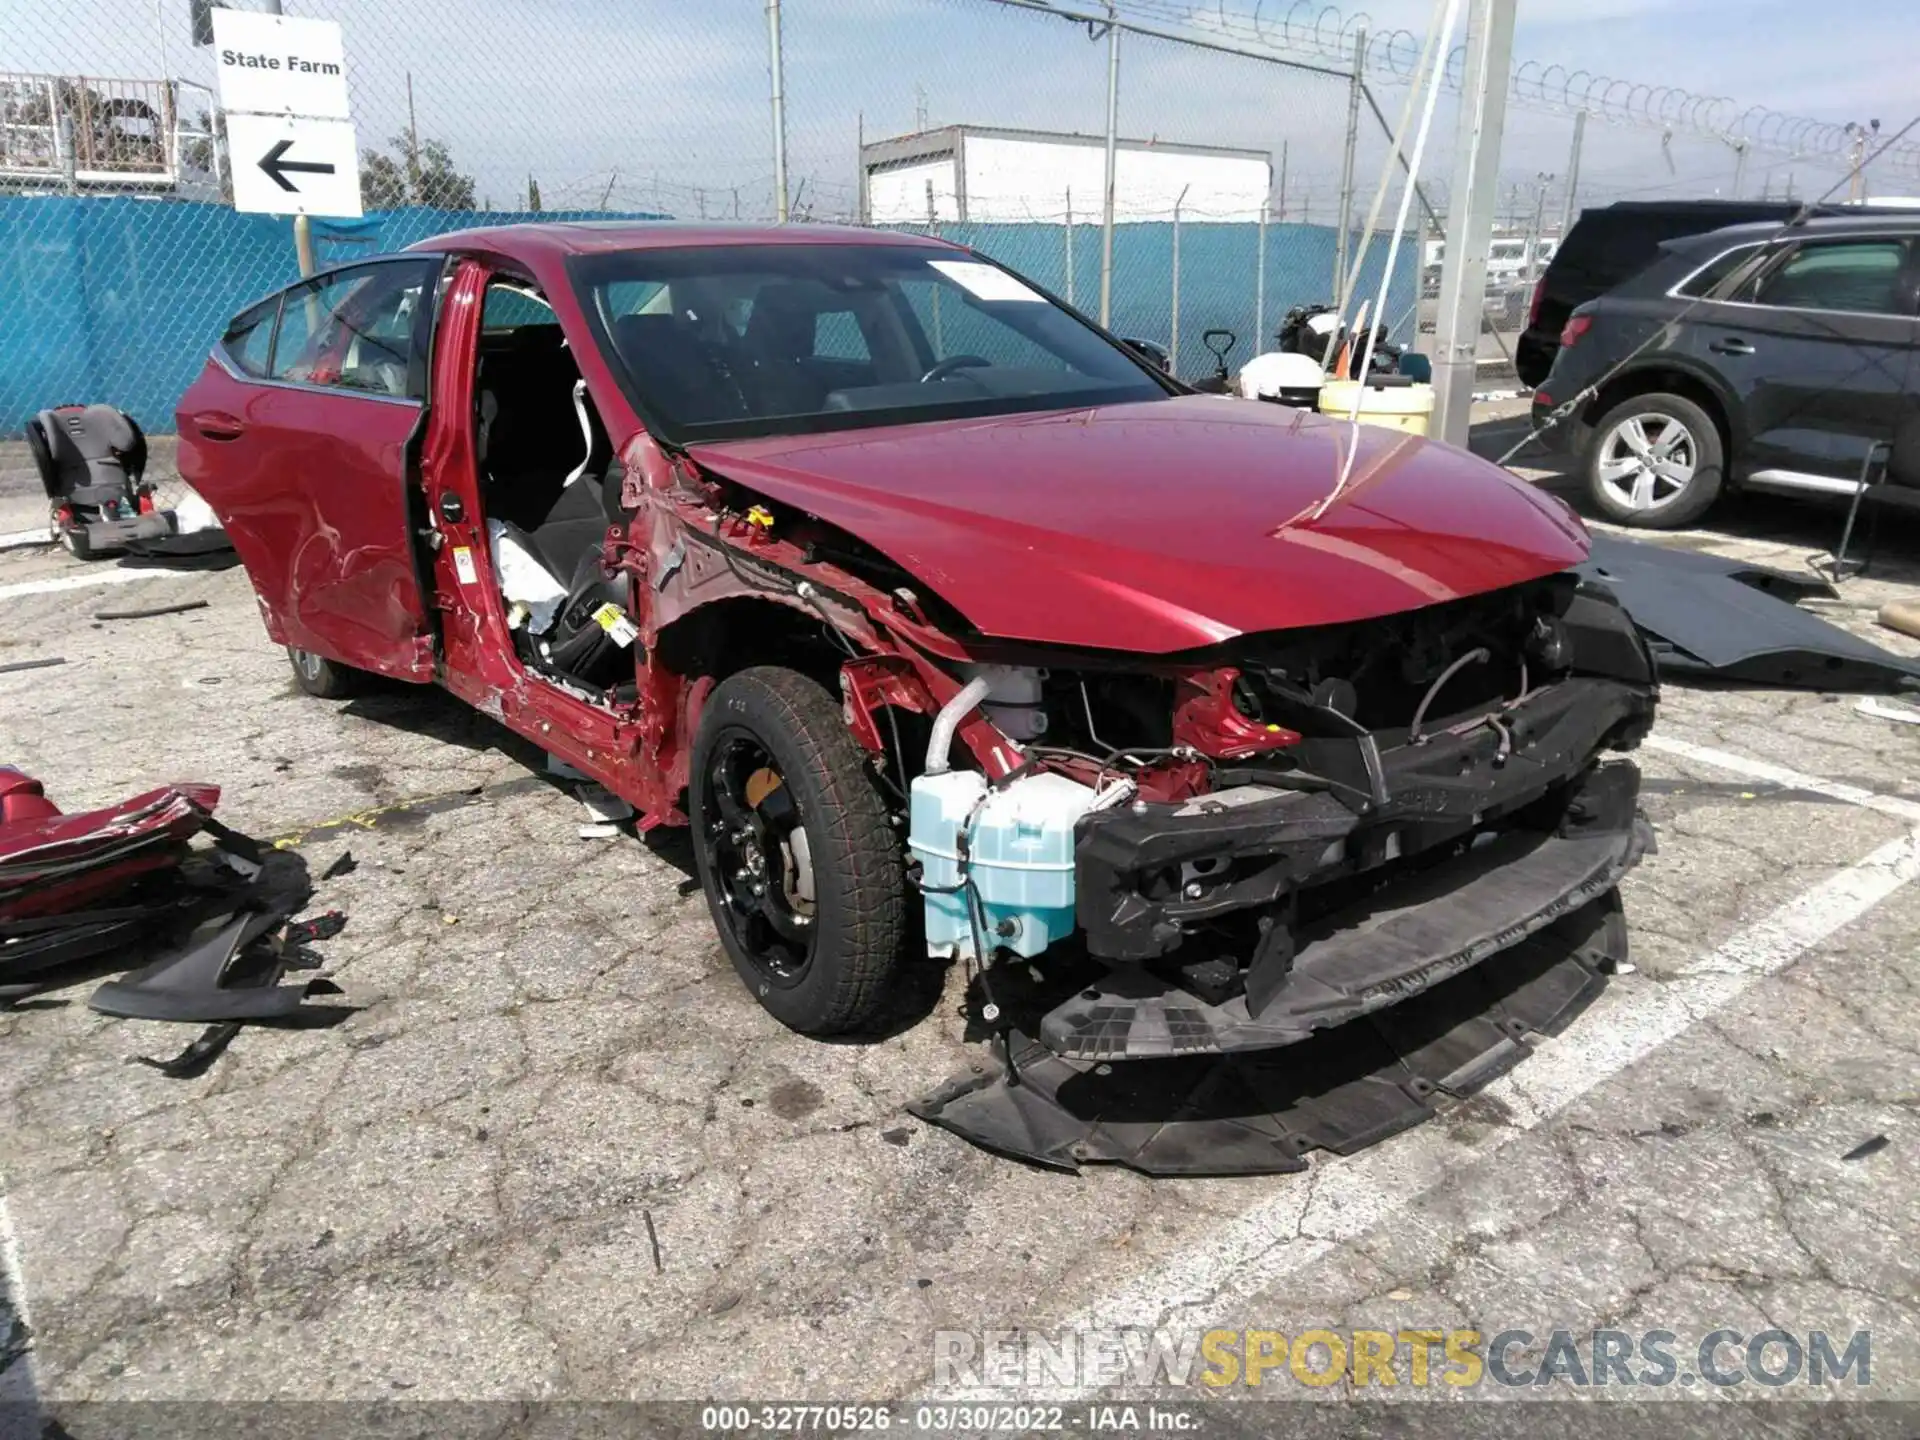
[{"left": 1317, "top": 378, "right": 1435, "bottom": 436}]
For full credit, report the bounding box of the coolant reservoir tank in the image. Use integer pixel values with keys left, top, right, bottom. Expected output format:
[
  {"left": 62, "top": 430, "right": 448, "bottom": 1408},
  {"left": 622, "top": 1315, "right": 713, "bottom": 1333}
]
[{"left": 908, "top": 770, "right": 1098, "bottom": 960}]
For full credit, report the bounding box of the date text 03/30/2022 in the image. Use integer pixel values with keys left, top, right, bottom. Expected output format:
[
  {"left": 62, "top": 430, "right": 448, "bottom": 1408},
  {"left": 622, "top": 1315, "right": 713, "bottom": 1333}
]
[{"left": 699, "top": 1405, "right": 1200, "bottom": 1432}]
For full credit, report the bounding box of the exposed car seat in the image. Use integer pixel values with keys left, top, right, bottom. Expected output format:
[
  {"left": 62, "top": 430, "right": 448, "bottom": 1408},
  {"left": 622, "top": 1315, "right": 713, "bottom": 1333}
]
[
  {"left": 611, "top": 312, "right": 751, "bottom": 425},
  {"left": 474, "top": 325, "right": 584, "bottom": 531},
  {"left": 738, "top": 283, "right": 834, "bottom": 415},
  {"left": 482, "top": 374, "right": 633, "bottom": 690}
]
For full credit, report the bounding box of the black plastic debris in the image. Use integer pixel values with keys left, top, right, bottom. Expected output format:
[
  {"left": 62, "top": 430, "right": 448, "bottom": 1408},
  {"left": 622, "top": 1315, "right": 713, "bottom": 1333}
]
[
  {"left": 1, "top": 769, "right": 353, "bottom": 1072},
  {"left": 134, "top": 1022, "right": 242, "bottom": 1079},
  {"left": 1841, "top": 1134, "right": 1890, "bottom": 1162},
  {"left": 89, "top": 851, "right": 339, "bottom": 1026},
  {"left": 1580, "top": 535, "right": 1920, "bottom": 692},
  {"left": 93, "top": 599, "right": 211, "bottom": 622},
  {"left": 912, "top": 895, "right": 1624, "bottom": 1177},
  {"left": 287, "top": 909, "right": 348, "bottom": 944}
]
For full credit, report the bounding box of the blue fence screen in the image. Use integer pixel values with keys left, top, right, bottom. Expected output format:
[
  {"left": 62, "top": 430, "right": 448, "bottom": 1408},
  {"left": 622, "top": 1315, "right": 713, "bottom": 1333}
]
[{"left": 0, "top": 197, "right": 1416, "bottom": 434}]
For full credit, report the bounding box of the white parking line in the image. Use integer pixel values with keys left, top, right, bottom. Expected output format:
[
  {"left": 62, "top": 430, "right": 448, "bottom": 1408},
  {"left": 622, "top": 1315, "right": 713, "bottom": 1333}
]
[
  {"left": 1644, "top": 733, "right": 1920, "bottom": 826},
  {"left": 0, "top": 529, "right": 53, "bottom": 551},
  {"left": 0, "top": 567, "right": 201, "bottom": 603},
  {"left": 945, "top": 737, "right": 1920, "bottom": 1400},
  {"left": 0, "top": 1194, "right": 35, "bottom": 1410}
]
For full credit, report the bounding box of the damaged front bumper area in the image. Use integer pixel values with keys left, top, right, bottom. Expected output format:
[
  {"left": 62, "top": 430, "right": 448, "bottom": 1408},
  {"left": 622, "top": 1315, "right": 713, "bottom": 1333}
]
[
  {"left": 1051, "top": 759, "right": 1647, "bottom": 1057},
  {"left": 913, "top": 673, "right": 1656, "bottom": 1176}
]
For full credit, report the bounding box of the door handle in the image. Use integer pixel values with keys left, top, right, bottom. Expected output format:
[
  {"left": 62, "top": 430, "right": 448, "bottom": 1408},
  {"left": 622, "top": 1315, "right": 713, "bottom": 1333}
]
[
  {"left": 190, "top": 411, "right": 245, "bottom": 441},
  {"left": 1709, "top": 337, "right": 1755, "bottom": 356}
]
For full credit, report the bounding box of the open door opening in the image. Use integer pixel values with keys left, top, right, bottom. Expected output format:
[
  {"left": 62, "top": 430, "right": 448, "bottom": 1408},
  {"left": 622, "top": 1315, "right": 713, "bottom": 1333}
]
[{"left": 470, "top": 279, "right": 639, "bottom": 702}]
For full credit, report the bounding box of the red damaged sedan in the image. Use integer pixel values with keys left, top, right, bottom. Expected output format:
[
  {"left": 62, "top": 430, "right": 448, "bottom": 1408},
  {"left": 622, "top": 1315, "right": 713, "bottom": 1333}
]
[{"left": 179, "top": 223, "right": 1656, "bottom": 1174}]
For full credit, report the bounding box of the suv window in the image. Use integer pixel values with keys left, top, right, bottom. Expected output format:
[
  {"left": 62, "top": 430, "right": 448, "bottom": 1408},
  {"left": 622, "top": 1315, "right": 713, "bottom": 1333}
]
[
  {"left": 1675, "top": 244, "right": 1761, "bottom": 298},
  {"left": 1737, "top": 239, "right": 1910, "bottom": 316},
  {"left": 272, "top": 260, "right": 438, "bottom": 397},
  {"left": 221, "top": 298, "right": 278, "bottom": 377}
]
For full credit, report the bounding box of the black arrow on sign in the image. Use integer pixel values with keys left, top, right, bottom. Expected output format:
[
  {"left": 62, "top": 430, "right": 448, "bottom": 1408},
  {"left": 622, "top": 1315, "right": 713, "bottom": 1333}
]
[{"left": 258, "top": 139, "right": 336, "bottom": 193}]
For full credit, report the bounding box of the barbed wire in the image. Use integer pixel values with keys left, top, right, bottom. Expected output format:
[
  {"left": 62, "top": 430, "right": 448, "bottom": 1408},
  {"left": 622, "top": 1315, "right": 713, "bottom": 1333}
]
[{"left": 1104, "top": 0, "right": 1920, "bottom": 178}]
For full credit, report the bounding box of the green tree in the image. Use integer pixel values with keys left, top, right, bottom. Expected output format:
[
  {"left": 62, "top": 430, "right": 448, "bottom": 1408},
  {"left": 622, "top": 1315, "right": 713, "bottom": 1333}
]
[{"left": 359, "top": 133, "right": 476, "bottom": 211}]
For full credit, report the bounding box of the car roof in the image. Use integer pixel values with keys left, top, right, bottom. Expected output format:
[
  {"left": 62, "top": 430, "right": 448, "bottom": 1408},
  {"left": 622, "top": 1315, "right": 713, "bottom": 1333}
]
[
  {"left": 407, "top": 220, "right": 964, "bottom": 263},
  {"left": 1679, "top": 209, "right": 1920, "bottom": 249}
]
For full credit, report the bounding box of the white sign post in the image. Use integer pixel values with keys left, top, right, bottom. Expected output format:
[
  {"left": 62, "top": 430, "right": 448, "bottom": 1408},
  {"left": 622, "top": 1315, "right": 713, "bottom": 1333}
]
[{"left": 211, "top": 8, "right": 362, "bottom": 222}]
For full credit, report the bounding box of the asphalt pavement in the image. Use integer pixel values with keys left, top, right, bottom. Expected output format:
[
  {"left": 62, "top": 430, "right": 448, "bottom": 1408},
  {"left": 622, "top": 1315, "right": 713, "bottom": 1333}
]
[{"left": 1, "top": 420, "right": 1917, "bottom": 1427}]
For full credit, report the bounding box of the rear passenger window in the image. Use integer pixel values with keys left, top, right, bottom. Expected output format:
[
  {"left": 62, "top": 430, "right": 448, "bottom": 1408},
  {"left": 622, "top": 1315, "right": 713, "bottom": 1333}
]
[
  {"left": 1676, "top": 245, "right": 1760, "bottom": 299},
  {"left": 272, "top": 260, "right": 438, "bottom": 397},
  {"left": 1741, "top": 240, "right": 1909, "bottom": 316},
  {"left": 222, "top": 299, "right": 277, "bottom": 377},
  {"left": 482, "top": 283, "right": 557, "bottom": 333}
]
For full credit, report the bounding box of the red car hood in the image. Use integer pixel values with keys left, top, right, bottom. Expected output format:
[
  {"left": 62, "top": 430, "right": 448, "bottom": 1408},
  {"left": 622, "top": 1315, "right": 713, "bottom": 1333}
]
[{"left": 687, "top": 396, "right": 1589, "bottom": 654}]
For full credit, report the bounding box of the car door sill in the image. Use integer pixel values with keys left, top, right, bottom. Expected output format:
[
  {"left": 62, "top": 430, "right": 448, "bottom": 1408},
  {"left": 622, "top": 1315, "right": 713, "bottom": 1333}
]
[{"left": 1743, "top": 468, "right": 1862, "bottom": 497}]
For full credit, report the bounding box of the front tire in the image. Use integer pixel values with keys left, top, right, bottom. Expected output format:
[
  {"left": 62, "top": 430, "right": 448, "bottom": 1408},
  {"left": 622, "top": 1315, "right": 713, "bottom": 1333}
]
[
  {"left": 690, "top": 666, "right": 907, "bottom": 1036},
  {"left": 1584, "top": 393, "right": 1724, "bottom": 529},
  {"left": 286, "top": 646, "right": 370, "bottom": 699}
]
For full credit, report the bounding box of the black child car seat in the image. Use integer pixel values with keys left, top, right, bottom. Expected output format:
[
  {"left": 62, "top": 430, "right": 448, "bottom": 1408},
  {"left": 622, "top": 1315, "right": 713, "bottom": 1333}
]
[{"left": 25, "top": 404, "right": 149, "bottom": 559}]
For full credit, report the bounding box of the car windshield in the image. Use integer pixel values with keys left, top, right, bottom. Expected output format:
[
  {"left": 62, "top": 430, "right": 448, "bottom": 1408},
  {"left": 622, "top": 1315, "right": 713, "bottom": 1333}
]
[{"left": 570, "top": 242, "right": 1168, "bottom": 442}]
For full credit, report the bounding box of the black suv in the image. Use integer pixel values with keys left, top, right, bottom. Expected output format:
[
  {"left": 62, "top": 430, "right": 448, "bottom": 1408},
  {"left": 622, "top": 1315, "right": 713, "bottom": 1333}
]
[{"left": 1529, "top": 213, "right": 1920, "bottom": 528}]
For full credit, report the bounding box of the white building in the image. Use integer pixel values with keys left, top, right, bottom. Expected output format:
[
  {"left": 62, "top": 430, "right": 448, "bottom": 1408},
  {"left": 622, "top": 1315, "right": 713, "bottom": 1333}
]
[{"left": 859, "top": 124, "right": 1272, "bottom": 225}]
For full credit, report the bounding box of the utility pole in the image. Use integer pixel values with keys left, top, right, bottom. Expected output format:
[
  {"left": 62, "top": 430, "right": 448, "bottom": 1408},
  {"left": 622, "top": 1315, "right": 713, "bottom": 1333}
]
[
  {"left": 1170, "top": 182, "right": 1189, "bottom": 375},
  {"left": 1430, "top": 0, "right": 1517, "bottom": 448},
  {"left": 1558, "top": 110, "right": 1585, "bottom": 236},
  {"left": 1064, "top": 187, "right": 1075, "bottom": 305},
  {"left": 766, "top": 0, "right": 789, "bottom": 222},
  {"left": 1333, "top": 28, "right": 1366, "bottom": 308},
  {"left": 1847, "top": 121, "right": 1877, "bottom": 202},
  {"left": 1255, "top": 196, "right": 1268, "bottom": 347},
  {"left": 1525, "top": 173, "right": 1550, "bottom": 286},
  {"left": 1730, "top": 137, "right": 1748, "bottom": 199},
  {"left": 1100, "top": 4, "right": 1121, "bottom": 327},
  {"left": 405, "top": 72, "right": 420, "bottom": 197},
  {"left": 1276, "top": 139, "right": 1288, "bottom": 222}
]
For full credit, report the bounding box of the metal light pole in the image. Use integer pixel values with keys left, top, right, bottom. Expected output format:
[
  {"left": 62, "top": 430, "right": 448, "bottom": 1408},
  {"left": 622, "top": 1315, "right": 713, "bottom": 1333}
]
[
  {"left": 1255, "top": 196, "right": 1269, "bottom": 347},
  {"left": 1064, "top": 187, "right": 1075, "bottom": 305},
  {"left": 1170, "top": 182, "right": 1189, "bottom": 373},
  {"left": 1100, "top": 6, "right": 1121, "bottom": 327},
  {"left": 1559, "top": 110, "right": 1586, "bottom": 236},
  {"left": 1524, "top": 174, "right": 1549, "bottom": 285},
  {"left": 767, "top": 0, "right": 790, "bottom": 222},
  {"left": 1430, "top": 0, "right": 1517, "bottom": 447},
  {"left": 1333, "top": 28, "right": 1366, "bottom": 308}
]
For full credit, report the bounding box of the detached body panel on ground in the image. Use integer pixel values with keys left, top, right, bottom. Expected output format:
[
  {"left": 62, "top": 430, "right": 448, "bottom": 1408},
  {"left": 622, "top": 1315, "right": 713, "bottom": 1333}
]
[{"left": 179, "top": 220, "right": 1658, "bottom": 1171}]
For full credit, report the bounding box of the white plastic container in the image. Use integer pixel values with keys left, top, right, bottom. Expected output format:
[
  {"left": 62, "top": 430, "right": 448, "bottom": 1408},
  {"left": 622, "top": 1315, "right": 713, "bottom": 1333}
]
[
  {"left": 1237, "top": 350, "right": 1326, "bottom": 409},
  {"left": 908, "top": 769, "right": 1098, "bottom": 960},
  {"left": 1317, "top": 377, "right": 1435, "bottom": 436}
]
